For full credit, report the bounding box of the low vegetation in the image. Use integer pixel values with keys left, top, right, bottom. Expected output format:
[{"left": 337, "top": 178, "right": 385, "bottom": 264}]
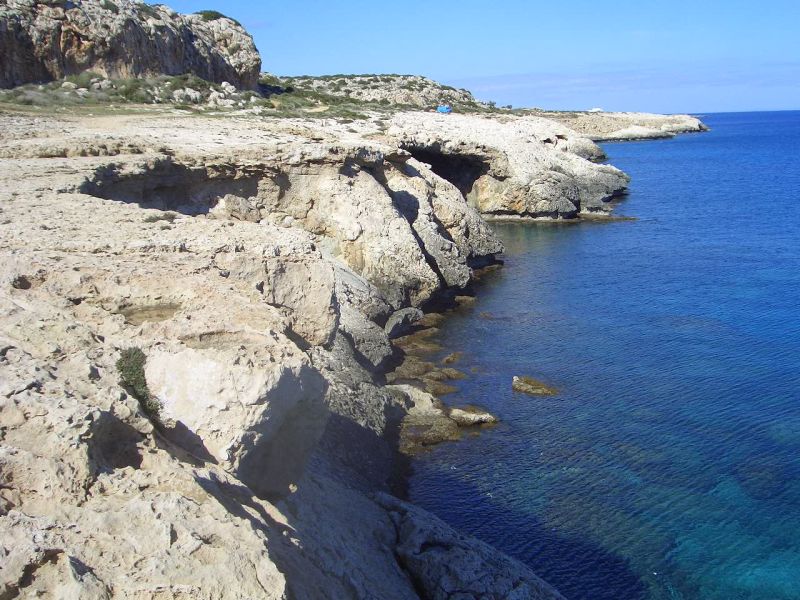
[
  {"left": 0, "top": 73, "right": 258, "bottom": 110},
  {"left": 143, "top": 211, "right": 178, "bottom": 223},
  {"left": 0, "top": 71, "right": 526, "bottom": 120},
  {"left": 195, "top": 10, "right": 241, "bottom": 27},
  {"left": 101, "top": 0, "right": 119, "bottom": 14},
  {"left": 116, "top": 347, "right": 162, "bottom": 423}
]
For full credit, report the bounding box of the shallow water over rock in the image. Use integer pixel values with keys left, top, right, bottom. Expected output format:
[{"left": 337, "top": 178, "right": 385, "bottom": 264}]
[{"left": 409, "top": 111, "right": 800, "bottom": 599}]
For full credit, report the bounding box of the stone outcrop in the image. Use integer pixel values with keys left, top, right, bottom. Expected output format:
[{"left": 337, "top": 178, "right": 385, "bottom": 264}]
[
  {"left": 512, "top": 375, "right": 559, "bottom": 396},
  {"left": 389, "top": 112, "right": 630, "bottom": 219},
  {"left": 0, "top": 92, "right": 705, "bottom": 596},
  {"left": 0, "top": 111, "right": 538, "bottom": 599},
  {"left": 280, "top": 73, "right": 485, "bottom": 109},
  {"left": 537, "top": 110, "right": 708, "bottom": 141},
  {"left": 377, "top": 494, "right": 566, "bottom": 600},
  {"left": 0, "top": 0, "right": 261, "bottom": 89}
]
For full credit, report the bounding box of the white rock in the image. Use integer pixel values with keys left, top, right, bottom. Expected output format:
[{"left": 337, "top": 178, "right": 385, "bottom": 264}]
[
  {"left": 389, "top": 111, "right": 630, "bottom": 218},
  {"left": 448, "top": 406, "right": 498, "bottom": 425}
]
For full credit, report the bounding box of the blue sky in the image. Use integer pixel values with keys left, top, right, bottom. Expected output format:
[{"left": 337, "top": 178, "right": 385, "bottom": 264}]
[{"left": 170, "top": 0, "right": 800, "bottom": 113}]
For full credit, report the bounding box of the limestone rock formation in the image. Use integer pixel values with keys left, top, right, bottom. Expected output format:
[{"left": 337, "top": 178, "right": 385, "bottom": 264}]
[
  {"left": 0, "top": 111, "right": 545, "bottom": 598},
  {"left": 538, "top": 110, "right": 708, "bottom": 141},
  {"left": 280, "top": 74, "right": 485, "bottom": 109},
  {"left": 76, "top": 126, "right": 502, "bottom": 310},
  {"left": 0, "top": 70, "right": 708, "bottom": 598},
  {"left": 389, "top": 112, "right": 630, "bottom": 219},
  {"left": 0, "top": 1, "right": 712, "bottom": 594},
  {"left": 0, "top": 0, "right": 261, "bottom": 89}
]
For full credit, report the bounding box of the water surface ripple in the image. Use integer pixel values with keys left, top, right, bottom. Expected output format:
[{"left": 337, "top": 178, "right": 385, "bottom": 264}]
[{"left": 408, "top": 112, "right": 800, "bottom": 599}]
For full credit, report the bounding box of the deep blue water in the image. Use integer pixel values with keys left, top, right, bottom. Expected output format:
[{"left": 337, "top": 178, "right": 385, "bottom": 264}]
[{"left": 408, "top": 112, "right": 800, "bottom": 599}]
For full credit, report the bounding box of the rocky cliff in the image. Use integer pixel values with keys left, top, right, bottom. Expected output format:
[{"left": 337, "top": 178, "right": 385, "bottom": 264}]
[
  {"left": 0, "top": 111, "right": 577, "bottom": 599},
  {"left": 0, "top": 10, "right": 710, "bottom": 594},
  {"left": 0, "top": 0, "right": 260, "bottom": 89}
]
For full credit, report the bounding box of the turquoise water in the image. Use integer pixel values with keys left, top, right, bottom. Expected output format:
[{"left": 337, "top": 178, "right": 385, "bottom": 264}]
[{"left": 408, "top": 112, "right": 800, "bottom": 599}]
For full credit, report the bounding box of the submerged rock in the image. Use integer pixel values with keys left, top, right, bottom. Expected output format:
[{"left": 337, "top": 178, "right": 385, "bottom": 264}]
[
  {"left": 441, "top": 351, "right": 463, "bottom": 365},
  {"left": 392, "top": 384, "right": 498, "bottom": 453},
  {"left": 512, "top": 375, "right": 559, "bottom": 396},
  {"left": 377, "top": 494, "right": 567, "bottom": 600}
]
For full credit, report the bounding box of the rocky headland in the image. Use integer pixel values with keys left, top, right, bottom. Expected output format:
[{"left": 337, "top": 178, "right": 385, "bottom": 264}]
[
  {"left": 535, "top": 110, "right": 708, "bottom": 141},
  {"left": 0, "top": 2, "right": 707, "bottom": 598}
]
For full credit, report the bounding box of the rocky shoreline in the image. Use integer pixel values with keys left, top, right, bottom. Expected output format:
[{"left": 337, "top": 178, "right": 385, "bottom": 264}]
[
  {"left": 0, "top": 105, "right": 704, "bottom": 599},
  {"left": 535, "top": 110, "right": 709, "bottom": 141},
  {"left": 0, "top": 2, "right": 708, "bottom": 597}
]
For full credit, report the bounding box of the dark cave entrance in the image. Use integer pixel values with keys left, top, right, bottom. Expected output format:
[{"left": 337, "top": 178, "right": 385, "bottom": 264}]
[
  {"left": 79, "top": 161, "right": 266, "bottom": 216},
  {"left": 403, "top": 146, "right": 490, "bottom": 198}
]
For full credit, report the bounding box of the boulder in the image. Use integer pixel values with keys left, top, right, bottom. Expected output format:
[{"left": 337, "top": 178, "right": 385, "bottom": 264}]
[
  {"left": 448, "top": 405, "right": 498, "bottom": 426},
  {"left": 145, "top": 341, "right": 328, "bottom": 498}
]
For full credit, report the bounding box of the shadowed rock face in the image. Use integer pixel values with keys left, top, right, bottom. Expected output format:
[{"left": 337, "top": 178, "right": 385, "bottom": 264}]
[{"left": 0, "top": 0, "right": 261, "bottom": 89}]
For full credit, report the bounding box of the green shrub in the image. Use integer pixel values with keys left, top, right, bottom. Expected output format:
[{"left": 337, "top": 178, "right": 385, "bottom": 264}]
[
  {"left": 138, "top": 3, "right": 160, "bottom": 19},
  {"left": 143, "top": 211, "right": 178, "bottom": 222},
  {"left": 195, "top": 10, "right": 241, "bottom": 26},
  {"left": 101, "top": 0, "right": 119, "bottom": 13},
  {"left": 114, "top": 79, "right": 151, "bottom": 103},
  {"left": 116, "top": 347, "right": 162, "bottom": 422},
  {"left": 65, "top": 71, "right": 100, "bottom": 89}
]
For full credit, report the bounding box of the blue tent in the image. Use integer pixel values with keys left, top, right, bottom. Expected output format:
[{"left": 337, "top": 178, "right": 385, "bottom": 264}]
[{"left": 436, "top": 105, "right": 452, "bottom": 114}]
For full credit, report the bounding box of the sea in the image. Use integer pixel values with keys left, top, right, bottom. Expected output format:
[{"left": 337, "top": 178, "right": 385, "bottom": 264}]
[{"left": 408, "top": 111, "right": 800, "bottom": 599}]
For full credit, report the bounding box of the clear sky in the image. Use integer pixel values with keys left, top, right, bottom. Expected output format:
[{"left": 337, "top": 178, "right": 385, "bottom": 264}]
[{"left": 169, "top": 0, "right": 800, "bottom": 113}]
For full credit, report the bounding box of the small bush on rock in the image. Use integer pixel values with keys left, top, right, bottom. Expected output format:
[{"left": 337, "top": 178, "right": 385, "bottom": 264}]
[
  {"left": 138, "top": 3, "right": 160, "bottom": 19},
  {"left": 195, "top": 10, "right": 241, "bottom": 26},
  {"left": 116, "top": 347, "right": 162, "bottom": 422},
  {"left": 143, "top": 211, "right": 178, "bottom": 222}
]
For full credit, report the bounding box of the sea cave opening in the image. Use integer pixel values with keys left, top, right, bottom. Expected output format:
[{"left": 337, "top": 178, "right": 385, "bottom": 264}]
[{"left": 403, "top": 146, "right": 490, "bottom": 198}]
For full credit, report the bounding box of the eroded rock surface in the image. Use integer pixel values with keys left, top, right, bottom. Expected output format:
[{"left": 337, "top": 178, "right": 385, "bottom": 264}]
[
  {"left": 389, "top": 112, "right": 630, "bottom": 219},
  {"left": 0, "top": 111, "right": 562, "bottom": 599},
  {"left": 0, "top": 88, "right": 706, "bottom": 597},
  {"left": 0, "top": 0, "right": 261, "bottom": 89},
  {"left": 538, "top": 110, "right": 708, "bottom": 141}
]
